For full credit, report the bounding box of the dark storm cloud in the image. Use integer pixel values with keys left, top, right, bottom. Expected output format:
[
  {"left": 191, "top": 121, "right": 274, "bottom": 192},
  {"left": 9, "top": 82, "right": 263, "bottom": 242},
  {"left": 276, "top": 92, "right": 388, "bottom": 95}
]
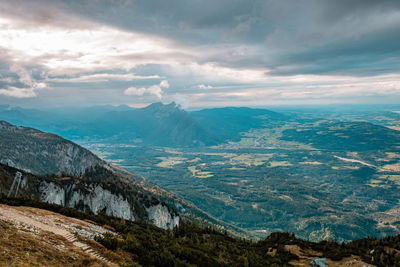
[
  {"left": 59, "top": 0, "right": 400, "bottom": 76},
  {"left": 320, "top": 0, "right": 400, "bottom": 23},
  {"left": 1, "top": 0, "right": 399, "bottom": 76}
]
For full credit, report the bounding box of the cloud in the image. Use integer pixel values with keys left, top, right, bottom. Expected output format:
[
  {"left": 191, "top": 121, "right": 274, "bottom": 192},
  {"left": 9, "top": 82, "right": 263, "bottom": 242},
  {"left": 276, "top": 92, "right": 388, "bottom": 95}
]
[
  {"left": 0, "top": 87, "right": 37, "bottom": 98},
  {"left": 0, "top": 63, "right": 47, "bottom": 98},
  {"left": 198, "top": 84, "right": 213, "bottom": 89},
  {"left": 159, "top": 80, "right": 170, "bottom": 89},
  {"left": 124, "top": 80, "right": 170, "bottom": 99},
  {"left": 0, "top": 0, "right": 399, "bottom": 107},
  {"left": 48, "top": 73, "right": 162, "bottom": 83}
]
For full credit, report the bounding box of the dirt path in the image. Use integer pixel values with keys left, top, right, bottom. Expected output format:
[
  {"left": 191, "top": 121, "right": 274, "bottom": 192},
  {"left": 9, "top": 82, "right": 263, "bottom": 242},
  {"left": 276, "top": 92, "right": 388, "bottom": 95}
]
[{"left": 0, "top": 204, "right": 117, "bottom": 267}]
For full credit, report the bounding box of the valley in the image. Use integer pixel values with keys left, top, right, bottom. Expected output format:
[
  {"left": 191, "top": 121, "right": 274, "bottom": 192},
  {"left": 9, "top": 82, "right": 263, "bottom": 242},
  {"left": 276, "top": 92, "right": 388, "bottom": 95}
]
[
  {"left": 1, "top": 103, "right": 400, "bottom": 244},
  {"left": 77, "top": 107, "right": 400, "bottom": 243}
]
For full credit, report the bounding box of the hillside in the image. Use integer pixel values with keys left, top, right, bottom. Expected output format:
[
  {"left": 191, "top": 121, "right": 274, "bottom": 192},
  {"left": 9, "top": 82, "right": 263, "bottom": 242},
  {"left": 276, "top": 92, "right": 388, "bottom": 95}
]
[
  {"left": 2, "top": 200, "right": 400, "bottom": 266},
  {"left": 0, "top": 204, "right": 119, "bottom": 266},
  {"left": 0, "top": 121, "right": 181, "bottom": 229},
  {"left": 0, "top": 120, "right": 105, "bottom": 175}
]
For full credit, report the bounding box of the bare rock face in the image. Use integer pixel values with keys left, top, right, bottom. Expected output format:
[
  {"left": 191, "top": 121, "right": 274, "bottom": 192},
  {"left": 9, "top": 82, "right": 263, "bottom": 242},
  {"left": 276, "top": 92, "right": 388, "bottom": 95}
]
[
  {"left": 37, "top": 180, "right": 179, "bottom": 229},
  {"left": 0, "top": 164, "right": 180, "bottom": 230},
  {"left": 67, "top": 185, "right": 134, "bottom": 221},
  {"left": 40, "top": 182, "right": 65, "bottom": 206},
  {"left": 146, "top": 203, "right": 180, "bottom": 230}
]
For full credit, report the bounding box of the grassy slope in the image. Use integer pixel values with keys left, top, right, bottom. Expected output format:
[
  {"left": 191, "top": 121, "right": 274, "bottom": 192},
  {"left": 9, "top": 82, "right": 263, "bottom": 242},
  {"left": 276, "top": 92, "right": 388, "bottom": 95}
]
[{"left": 1, "top": 197, "right": 399, "bottom": 267}]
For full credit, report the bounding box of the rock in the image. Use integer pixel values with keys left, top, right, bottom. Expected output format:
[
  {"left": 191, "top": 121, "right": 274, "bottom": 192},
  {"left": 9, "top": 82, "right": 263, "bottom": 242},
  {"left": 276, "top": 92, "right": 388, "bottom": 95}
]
[
  {"left": 311, "top": 258, "right": 327, "bottom": 267},
  {"left": 146, "top": 203, "right": 180, "bottom": 229}
]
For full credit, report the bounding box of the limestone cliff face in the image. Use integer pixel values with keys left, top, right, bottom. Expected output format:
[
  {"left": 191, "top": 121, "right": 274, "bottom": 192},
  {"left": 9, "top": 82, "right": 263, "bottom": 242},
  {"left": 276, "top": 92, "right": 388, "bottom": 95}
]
[
  {"left": 38, "top": 180, "right": 179, "bottom": 229},
  {"left": 39, "top": 182, "right": 65, "bottom": 206},
  {"left": 146, "top": 204, "right": 180, "bottom": 230},
  {"left": 0, "top": 164, "right": 179, "bottom": 230},
  {"left": 67, "top": 185, "right": 134, "bottom": 221}
]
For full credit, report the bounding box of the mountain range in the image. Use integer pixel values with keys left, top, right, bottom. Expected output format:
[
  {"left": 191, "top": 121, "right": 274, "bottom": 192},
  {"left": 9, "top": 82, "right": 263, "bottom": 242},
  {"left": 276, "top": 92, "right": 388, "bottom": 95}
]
[{"left": 0, "top": 103, "right": 290, "bottom": 147}]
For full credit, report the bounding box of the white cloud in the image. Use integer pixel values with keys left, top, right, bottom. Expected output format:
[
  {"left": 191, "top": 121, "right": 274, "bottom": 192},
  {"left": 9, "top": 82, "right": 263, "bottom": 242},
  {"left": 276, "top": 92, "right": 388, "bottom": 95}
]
[
  {"left": 160, "top": 80, "right": 170, "bottom": 88},
  {"left": 198, "top": 84, "right": 213, "bottom": 89},
  {"left": 0, "top": 64, "right": 47, "bottom": 98},
  {"left": 49, "top": 73, "right": 162, "bottom": 83},
  {"left": 124, "top": 80, "right": 170, "bottom": 99},
  {"left": 0, "top": 87, "right": 37, "bottom": 98}
]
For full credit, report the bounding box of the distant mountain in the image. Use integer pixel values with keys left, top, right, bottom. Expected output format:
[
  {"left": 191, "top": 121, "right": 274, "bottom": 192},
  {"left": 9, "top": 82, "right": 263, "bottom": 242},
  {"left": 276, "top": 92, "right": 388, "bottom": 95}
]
[
  {"left": 0, "top": 103, "right": 217, "bottom": 147},
  {"left": 90, "top": 102, "right": 217, "bottom": 146},
  {"left": 191, "top": 107, "right": 289, "bottom": 142}
]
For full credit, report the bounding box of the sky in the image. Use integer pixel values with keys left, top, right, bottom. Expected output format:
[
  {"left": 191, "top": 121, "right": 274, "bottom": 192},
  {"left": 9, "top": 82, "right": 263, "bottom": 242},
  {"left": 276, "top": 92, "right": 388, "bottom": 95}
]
[{"left": 0, "top": 0, "right": 400, "bottom": 108}]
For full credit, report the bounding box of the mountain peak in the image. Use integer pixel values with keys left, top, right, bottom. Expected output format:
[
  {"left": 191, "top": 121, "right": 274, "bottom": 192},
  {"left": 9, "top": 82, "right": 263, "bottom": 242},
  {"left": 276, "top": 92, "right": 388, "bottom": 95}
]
[
  {"left": 144, "top": 102, "right": 182, "bottom": 117},
  {"left": 146, "top": 102, "right": 179, "bottom": 110}
]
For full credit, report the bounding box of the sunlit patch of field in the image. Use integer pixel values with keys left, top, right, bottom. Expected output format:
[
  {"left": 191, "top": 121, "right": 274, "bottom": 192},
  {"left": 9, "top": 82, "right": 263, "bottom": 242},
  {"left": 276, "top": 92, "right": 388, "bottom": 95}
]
[
  {"left": 228, "top": 167, "right": 246, "bottom": 170},
  {"left": 188, "top": 157, "right": 201, "bottom": 163},
  {"left": 377, "top": 152, "right": 400, "bottom": 162},
  {"left": 367, "top": 179, "right": 385, "bottom": 188},
  {"left": 312, "top": 120, "right": 329, "bottom": 127},
  {"left": 328, "top": 124, "right": 350, "bottom": 131},
  {"left": 230, "top": 153, "right": 273, "bottom": 166},
  {"left": 388, "top": 126, "right": 400, "bottom": 131},
  {"left": 279, "top": 195, "right": 293, "bottom": 201},
  {"left": 331, "top": 166, "right": 359, "bottom": 170},
  {"left": 346, "top": 152, "right": 358, "bottom": 158},
  {"left": 201, "top": 152, "right": 237, "bottom": 158},
  {"left": 333, "top": 133, "right": 350, "bottom": 138},
  {"left": 379, "top": 175, "right": 400, "bottom": 185},
  {"left": 187, "top": 166, "right": 213, "bottom": 178},
  {"left": 164, "top": 148, "right": 183, "bottom": 154},
  {"left": 379, "top": 164, "right": 400, "bottom": 172},
  {"left": 228, "top": 126, "right": 316, "bottom": 150},
  {"left": 268, "top": 161, "right": 292, "bottom": 167},
  {"left": 300, "top": 161, "right": 323, "bottom": 165},
  {"left": 386, "top": 152, "right": 400, "bottom": 159},
  {"left": 156, "top": 156, "right": 187, "bottom": 167}
]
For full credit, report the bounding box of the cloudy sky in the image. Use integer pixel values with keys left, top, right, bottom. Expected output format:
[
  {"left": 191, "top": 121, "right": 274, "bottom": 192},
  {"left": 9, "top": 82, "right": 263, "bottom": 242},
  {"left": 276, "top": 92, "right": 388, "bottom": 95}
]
[{"left": 0, "top": 0, "right": 399, "bottom": 108}]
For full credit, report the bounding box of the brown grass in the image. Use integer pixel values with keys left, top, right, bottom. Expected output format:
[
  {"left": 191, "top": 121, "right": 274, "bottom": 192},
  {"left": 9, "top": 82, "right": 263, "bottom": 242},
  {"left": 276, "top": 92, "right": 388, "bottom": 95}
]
[{"left": 0, "top": 220, "right": 104, "bottom": 266}]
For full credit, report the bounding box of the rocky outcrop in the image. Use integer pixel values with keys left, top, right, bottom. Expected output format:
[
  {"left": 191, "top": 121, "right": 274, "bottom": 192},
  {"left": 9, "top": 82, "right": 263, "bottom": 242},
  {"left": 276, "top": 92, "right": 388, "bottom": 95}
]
[
  {"left": 40, "top": 181, "right": 65, "bottom": 206},
  {"left": 67, "top": 185, "right": 134, "bottom": 221},
  {"left": 146, "top": 203, "right": 180, "bottom": 230}
]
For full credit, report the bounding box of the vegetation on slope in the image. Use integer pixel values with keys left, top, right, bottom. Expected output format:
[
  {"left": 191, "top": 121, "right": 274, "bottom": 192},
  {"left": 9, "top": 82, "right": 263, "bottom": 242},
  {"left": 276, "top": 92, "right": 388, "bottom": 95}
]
[{"left": 1, "top": 197, "right": 399, "bottom": 267}]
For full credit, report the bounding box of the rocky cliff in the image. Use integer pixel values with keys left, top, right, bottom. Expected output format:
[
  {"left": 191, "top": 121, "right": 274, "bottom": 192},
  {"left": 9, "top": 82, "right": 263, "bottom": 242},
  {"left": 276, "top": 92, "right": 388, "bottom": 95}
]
[{"left": 0, "top": 164, "right": 179, "bottom": 229}]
